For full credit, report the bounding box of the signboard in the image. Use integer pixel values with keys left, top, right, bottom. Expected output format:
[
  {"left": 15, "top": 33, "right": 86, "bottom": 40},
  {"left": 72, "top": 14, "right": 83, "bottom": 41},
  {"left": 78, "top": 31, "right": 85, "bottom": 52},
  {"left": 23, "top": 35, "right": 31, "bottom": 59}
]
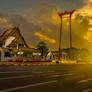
[
  {"left": 17, "top": 58, "right": 23, "bottom": 62},
  {"left": 32, "top": 59, "right": 40, "bottom": 61},
  {"left": 33, "top": 53, "right": 41, "bottom": 55}
]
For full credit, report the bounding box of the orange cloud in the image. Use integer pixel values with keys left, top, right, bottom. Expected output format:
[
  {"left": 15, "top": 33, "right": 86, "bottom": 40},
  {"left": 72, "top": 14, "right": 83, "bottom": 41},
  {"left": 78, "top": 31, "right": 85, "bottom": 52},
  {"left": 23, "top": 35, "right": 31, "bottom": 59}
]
[
  {"left": 76, "top": 0, "right": 92, "bottom": 17},
  {"left": 51, "top": 10, "right": 61, "bottom": 25},
  {"left": 0, "top": 18, "right": 8, "bottom": 23},
  {"left": 34, "top": 32, "right": 56, "bottom": 44},
  {"left": 0, "top": 18, "right": 13, "bottom": 29},
  {"left": 84, "top": 31, "right": 92, "bottom": 42},
  {"left": 88, "top": 27, "right": 92, "bottom": 31}
]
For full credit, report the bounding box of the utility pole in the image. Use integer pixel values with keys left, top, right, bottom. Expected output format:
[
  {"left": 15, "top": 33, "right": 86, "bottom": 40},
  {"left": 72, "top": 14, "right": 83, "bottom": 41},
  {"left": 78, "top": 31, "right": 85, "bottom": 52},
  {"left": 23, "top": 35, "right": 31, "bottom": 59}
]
[{"left": 58, "top": 10, "right": 75, "bottom": 61}]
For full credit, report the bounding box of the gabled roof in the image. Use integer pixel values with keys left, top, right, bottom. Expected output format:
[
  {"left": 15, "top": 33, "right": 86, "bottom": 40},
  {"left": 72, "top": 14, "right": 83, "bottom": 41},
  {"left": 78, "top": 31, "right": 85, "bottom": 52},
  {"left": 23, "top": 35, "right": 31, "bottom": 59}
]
[{"left": 0, "top": 27, "right": 29, "bottom": 48}]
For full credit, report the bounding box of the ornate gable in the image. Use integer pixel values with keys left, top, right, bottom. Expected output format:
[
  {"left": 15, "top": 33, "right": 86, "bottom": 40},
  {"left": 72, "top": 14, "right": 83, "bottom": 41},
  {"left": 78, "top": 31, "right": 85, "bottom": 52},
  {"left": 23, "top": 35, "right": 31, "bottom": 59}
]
[{"left": 0, "top": 27, "right": 29, "bottom": 49}]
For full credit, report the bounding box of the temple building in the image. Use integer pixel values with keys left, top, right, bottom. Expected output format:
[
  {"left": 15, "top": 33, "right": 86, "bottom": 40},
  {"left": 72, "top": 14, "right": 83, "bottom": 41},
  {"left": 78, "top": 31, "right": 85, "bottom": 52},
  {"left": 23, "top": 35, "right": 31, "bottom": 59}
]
[
  {"left": 0, "top": 27, "right": 29, "bottom": 49},
  {"left": 0, "top": 27, "right": 34, "bottom": 61}
]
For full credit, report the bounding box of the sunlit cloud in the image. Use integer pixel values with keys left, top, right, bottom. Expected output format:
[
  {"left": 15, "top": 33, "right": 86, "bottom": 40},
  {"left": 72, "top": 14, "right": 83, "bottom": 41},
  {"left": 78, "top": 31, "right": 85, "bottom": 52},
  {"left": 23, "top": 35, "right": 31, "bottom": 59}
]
[
  {"left": 0, "top": 17, "right": 13, "bottom": 29},
  {"left": 41, "top": 27, "right": 53, "bottom": 33},
  {"left": 73, "top": 0, "right": 92, "bottom": 45},
  {"left": 88, "top": 27, "right": 92, "bottom": 31},
  {"left": 51, "top": 10, "right": 61, "bottom": 25},
  {"left": 76, "top": 0, "right": 92, "bottom": 17},
  {"left": 24, "top": 3, "right": 61, "bottom": 26},
  {"left": 0, "top": 1, "right": 92, "bottom": 50},
  {"left": 34, "top": 32, "right": 56, "bottom": 44},
  {"left": 0, "top": 18, "right": 8, "bottom": 23},
  {"left": 23, "top": 1, "right": 92, "bottom": 49},
  {"left": 84, "top": 31, "right": 92, "bottom": 42},
  {"left": 88, "top": 19, "right": 92, "bottom": 25}
]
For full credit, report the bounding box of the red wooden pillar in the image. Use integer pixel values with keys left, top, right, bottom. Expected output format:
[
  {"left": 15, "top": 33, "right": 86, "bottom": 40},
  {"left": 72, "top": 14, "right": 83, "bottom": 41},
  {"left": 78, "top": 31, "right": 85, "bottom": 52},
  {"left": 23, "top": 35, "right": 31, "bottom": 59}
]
[{"left": 58, "top": 15, "right": 62, "bottom": 60}]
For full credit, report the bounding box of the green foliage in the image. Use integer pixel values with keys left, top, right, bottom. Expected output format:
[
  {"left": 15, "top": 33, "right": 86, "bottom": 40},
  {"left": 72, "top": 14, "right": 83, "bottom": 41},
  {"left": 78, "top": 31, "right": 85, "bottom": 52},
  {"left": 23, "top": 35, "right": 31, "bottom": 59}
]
[
  {"left": 63, "top": 48, "right": 90, "bottom": 60},
  {"left": 36, "top": 41, "right": 49, "bottom": 58}
]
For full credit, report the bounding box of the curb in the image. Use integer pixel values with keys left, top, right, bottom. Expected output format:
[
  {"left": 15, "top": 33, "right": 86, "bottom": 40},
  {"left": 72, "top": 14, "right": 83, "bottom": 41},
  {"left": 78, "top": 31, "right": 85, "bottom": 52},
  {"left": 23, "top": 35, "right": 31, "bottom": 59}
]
[{"left": 0, "top": 62, "right": 56, "bottom": 66}]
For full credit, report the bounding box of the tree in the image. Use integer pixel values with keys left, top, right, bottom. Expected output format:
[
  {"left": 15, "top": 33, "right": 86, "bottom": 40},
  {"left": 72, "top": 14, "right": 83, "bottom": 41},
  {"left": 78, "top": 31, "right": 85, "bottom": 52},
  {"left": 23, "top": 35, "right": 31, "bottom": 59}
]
[
  {"left": 36, "top": 41, "right": 49, "bottom": 59},
  {"left": 79, "top": 48, "right": 90, "bottom": 60}
]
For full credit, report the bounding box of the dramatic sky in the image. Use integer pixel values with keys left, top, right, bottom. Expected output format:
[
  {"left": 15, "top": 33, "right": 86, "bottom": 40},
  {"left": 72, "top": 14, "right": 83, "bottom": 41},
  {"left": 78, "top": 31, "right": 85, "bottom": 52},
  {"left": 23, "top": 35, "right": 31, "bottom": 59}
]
[{"left": 0, "top": 0, "right": 92, "bottom": 52}]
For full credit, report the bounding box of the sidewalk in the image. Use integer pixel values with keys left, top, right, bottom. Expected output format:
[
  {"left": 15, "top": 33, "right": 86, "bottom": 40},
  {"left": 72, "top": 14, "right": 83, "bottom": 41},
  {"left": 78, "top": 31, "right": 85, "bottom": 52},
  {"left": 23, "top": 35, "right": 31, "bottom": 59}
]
[
  {"left": 0, "top": 62, "right": 56, "bottom": 66},
  {"left": 0, "top": 61, "right": 91, "bottom": 66}
]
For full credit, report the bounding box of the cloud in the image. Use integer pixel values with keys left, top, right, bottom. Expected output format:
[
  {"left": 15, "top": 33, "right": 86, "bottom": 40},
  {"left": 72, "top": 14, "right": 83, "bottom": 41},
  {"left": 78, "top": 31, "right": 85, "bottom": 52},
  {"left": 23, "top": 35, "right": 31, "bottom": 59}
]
[
  {"left": 1, "top": 1, "right": 92, "bottom": 50},
  {"left": 34, "top": 32, "right": 56, "bottom": 44},
  {"left": 88, "top": 27, "right": 92, "bottom": 31},
  {"left": 73, "top": 0, "right": 92, "bottom": 44},
  {"left": 76, "top": 0, "right": 92, "bottom": 17},
  {"left": 24, "top": 3, "right": 61, "bottom": 25},
  {"left": 20, "top": 2, "right": 92, "bottom": 49},
  {"left": 84, "top": 31, "right": 92, "bottom": 42},
  {"left": 88, "top": 19, "right": 92, "bottom": 25},
  {"left": 0, "top": 17, "right": 13, "bottom": 29},
  {"left": 0, "top": 18, "right": 8, "bottom": 23}
]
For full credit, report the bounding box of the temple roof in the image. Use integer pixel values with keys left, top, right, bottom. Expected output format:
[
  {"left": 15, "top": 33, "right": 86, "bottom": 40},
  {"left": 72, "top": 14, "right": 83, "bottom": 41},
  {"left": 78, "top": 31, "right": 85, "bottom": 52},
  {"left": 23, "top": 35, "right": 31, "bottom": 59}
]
[{"left": 0, "top": 27, "right": 29, "bottom": 48}]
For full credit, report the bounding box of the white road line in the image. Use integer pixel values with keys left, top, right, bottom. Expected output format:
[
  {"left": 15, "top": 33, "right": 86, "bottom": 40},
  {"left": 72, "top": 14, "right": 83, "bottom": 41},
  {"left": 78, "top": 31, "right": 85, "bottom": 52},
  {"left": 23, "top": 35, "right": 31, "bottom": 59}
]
[
  {"left": 34, "top": 71, "right": 55, "bottom": 74},
  {"left": 63, "top": 73, "right": 73, "bottom": 76},
  {"left": 0, "top": 71, "right": 55, "bottom": 74},
  {"left": 77, "top": 78, "right": 92, "bottom": 84},
  {"left": 0, "top": 75, "right": 34, "bottom": 80},
  {"left": 48, "top": 75, "right": 63, "bottom": 78},
  {"left": 0, "top": 80, "right": 57, "bottom": 92},
  {"left": 48, "top": 73, "right": 73, "bottom": 78},
  {"left": 65, "top": 75, "right": 84, "bottom": 80},
  {"left": 0, "top": 71, "right": 29, "bottom": 74},
  {"left": 45, "top": 71, "right": 55, "bottom": 73},
  {"left": 33, "top": 72, "right": 44, "bottom": 74},
  {"left": 82, "top": 89, "right": 92, "bottom": 92}
]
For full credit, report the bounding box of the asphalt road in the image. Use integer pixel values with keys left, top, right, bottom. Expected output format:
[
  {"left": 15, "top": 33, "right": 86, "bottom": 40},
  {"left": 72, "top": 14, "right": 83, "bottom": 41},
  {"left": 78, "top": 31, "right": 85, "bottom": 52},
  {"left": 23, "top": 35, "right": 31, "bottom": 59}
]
[{"left": 0, "top": 64, "right": 92, "bottom": 92}]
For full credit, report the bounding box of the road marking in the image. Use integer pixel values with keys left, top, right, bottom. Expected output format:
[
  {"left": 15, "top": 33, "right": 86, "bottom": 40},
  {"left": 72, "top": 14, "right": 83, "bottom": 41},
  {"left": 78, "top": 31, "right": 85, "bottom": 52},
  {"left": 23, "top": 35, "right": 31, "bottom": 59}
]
[
  {"left": 65, "top": 75, "right": 84, "bottom": 80},
  {"left": 0, "top": 71, "right": 30, "bottom": 74},
  {"left": 46, "top": 71, "right": 55, "bottom": 73},
  {"left": 48, "top": 75, "right": 63, "bottom": 78},
  {"left": 82, "top": 89, "right": 92, "bottom": 92},
  {"left": 0, "top": 80, "right": 57, "bottom": 92},
  {"left": 63, "top": 73, "right": 73, "bottom": 76},
  {"left": 34, "top": 71, "right": 55, "bottom": 74},
  {"left": 48, "top": 73, "right": 73, "bottom": 78},
  {"left": 33, "top": 71, "right": 56, "bottom": 76},
  {"left": 0, "top": 71, "right": 55, "bottom": 74},
  {"left": 34, "top": 71, "right": 44, "bottom": 74},
  {"left": 77, "top": 78, "right": 92, "bottom": 84},
  {"left": 0, "top": 75, "right": 34, "bottom": 80}
]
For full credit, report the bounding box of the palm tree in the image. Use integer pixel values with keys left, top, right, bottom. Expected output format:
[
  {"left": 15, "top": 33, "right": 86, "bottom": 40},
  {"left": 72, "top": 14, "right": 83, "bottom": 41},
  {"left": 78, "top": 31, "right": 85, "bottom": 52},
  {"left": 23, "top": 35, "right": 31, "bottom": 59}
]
[{"left": 36, "top": 41, "right": 48, "bottom": 59}]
